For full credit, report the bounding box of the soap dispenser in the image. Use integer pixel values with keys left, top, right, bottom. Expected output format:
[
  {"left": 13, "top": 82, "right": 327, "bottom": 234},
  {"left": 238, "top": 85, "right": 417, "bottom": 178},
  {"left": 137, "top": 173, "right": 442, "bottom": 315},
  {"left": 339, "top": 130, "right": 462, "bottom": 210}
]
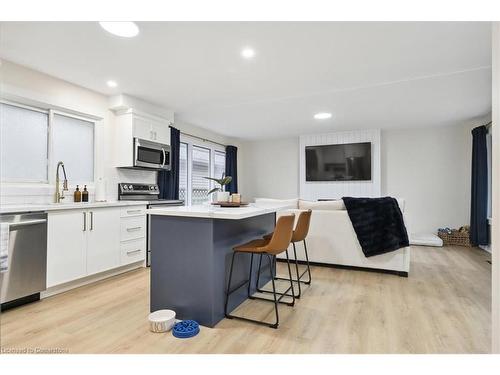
[
  {"left": 82, "top": 185, "right": 89, "bottom": 202},
  {"left": 74, "top": 185, "right": 82, "bottom": 202}
]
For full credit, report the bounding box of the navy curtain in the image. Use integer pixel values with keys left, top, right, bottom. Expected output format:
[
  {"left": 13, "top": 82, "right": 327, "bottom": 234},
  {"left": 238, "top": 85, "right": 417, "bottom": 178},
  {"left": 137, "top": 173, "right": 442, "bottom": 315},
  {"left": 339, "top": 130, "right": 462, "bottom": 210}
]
[
  {"left": 470, "top": 125, "right": 489, "bottom": 246},
  {"left": 158, "top": 126, "right": 180, "bottom": 200},
  {"left": 225, "top": 145, "right": 238, "bottom": 194}
]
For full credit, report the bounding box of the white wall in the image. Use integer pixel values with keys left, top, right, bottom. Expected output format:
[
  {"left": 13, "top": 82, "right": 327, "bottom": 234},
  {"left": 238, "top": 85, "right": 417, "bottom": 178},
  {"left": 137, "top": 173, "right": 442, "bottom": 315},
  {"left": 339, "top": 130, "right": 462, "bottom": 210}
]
[
  {"left": 0, "top": 60, "right": 238, "bottom": 204},
  {"left": 491, "top": 21, "right": 499, "bottom": 354},
  {"left": 239, "top": 137, "right": 299, "bottom": 200},
  {"left": 381, "top": 122, "right": 487, "bottom": 234},
  {"left": 241, "top": 120, "right": 490, "bottom": 235}
]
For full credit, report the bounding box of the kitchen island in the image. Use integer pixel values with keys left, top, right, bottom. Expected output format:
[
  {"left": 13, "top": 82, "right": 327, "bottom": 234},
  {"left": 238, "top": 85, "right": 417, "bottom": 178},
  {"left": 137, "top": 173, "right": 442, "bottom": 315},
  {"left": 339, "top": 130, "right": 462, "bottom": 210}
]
[{"left": 148, "top": 204, "right": 286, "bottom": 327}]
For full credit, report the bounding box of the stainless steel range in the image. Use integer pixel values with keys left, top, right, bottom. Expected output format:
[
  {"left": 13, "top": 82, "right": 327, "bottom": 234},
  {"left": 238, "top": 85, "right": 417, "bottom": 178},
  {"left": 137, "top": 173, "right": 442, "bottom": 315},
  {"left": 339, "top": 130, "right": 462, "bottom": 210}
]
[{"left": 118, "top": 183, "right": 184, "bottom": 266}]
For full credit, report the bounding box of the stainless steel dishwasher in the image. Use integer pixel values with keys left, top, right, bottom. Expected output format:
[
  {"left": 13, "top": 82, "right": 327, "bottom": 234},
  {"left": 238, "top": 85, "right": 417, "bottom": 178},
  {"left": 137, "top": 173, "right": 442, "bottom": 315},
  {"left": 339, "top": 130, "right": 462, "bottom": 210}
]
[{"left": 0, "top": 211, "right": 47, "bottom": 310}]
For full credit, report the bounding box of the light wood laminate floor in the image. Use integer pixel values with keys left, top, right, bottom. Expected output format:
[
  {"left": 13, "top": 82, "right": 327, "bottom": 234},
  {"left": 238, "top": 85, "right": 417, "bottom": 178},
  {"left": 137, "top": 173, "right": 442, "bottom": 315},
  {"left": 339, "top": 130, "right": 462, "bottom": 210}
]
[{"left": 0, "top": 245, "right": 491, "bottom": 354}]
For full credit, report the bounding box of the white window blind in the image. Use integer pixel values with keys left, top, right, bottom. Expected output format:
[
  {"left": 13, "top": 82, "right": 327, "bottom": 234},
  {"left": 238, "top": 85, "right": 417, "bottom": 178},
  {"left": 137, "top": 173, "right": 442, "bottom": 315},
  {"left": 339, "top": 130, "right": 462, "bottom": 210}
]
[
  {"left": 214, "top": 150, "right": 226, "bottom": 181},
  {"left": 179, "top": 142, "right": 188, "bottom": 203},
  {"left": 191, "top": 145, "right": 210, "bottom": 205},
  {"left": 52, "top": 113, "right": 94, "bottom": 184},
  {"left": 0, "top": 103, "right": 49, "bottom": 182}
]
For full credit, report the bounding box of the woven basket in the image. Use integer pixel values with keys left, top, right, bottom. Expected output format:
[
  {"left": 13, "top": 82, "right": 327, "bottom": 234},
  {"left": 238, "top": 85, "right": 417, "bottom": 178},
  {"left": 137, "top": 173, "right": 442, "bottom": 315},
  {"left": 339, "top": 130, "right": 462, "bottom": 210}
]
[{"left": 438, "top": 230, "right": 472, "bottom": 247}]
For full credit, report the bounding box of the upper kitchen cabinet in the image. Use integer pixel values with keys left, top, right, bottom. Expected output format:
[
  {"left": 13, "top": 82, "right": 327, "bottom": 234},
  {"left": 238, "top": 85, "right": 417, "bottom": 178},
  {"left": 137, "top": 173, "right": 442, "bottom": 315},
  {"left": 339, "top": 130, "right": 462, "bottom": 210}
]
[
  {"left": 131, "top": 112, "right": 171, "bottom": 144},
  {"left": 113, "top": 110, "right": 172, "bottom": 168},
  {"left": 109, "top": 94, "right": 174, "bottom": 168}
]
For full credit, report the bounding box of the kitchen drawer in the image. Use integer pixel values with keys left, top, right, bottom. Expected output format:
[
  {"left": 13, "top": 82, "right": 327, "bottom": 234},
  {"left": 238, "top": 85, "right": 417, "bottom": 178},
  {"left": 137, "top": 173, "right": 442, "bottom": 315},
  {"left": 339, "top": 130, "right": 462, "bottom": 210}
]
[
  {"left": 120, "top": 216, "right": 146, "bottom": 241},
  {"left": 120, "top": 206, "right": 146, "bottom": 217},
  {"left": 120, "top": 238, "right": 146, "bottom": 265}
]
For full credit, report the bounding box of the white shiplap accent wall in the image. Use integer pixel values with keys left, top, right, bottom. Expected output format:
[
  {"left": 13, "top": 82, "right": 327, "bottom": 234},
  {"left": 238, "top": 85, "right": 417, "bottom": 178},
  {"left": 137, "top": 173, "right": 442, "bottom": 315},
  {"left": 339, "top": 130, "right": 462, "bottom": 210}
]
[{"left": 299, "top": 129, "right": 381, "bottom": 200}]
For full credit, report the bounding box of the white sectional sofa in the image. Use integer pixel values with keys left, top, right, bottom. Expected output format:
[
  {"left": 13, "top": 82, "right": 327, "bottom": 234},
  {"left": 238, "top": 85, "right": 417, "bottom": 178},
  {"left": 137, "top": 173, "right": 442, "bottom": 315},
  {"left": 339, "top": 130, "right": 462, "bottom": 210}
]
[{"left": 254, "top": 198, "right": 410, "bottom": 276}]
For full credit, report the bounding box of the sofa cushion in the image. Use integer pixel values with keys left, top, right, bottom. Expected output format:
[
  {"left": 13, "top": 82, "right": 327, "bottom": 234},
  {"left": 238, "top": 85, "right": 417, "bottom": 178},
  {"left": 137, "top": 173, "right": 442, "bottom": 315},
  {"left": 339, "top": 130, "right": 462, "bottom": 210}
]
[
  {"left": 254, "top": 198, "right": 299, "bottom": 209},
  {"left": 299, "top": 199, "right": 346, "bottom": 211}
]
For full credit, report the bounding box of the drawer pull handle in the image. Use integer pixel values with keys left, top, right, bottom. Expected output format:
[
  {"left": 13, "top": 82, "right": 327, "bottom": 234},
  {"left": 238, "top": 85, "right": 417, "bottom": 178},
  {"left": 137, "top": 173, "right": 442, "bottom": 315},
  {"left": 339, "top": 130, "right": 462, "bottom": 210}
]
[
  {"left": 127, "top": 210, "right": 142, "bottom": 214},
  {"left": 127, "top": 249, "right": 142, "bottom": 255},
  {"left": 126, "top": 226, "right": 142, "bottom": 232}
]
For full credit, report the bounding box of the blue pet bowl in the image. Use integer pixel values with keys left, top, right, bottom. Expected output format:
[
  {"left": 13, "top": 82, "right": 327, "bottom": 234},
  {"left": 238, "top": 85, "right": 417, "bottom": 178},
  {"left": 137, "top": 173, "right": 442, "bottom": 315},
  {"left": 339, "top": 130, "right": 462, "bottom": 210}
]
[{"left": 172, "top": 320, "right": 200, "bottom": 339}]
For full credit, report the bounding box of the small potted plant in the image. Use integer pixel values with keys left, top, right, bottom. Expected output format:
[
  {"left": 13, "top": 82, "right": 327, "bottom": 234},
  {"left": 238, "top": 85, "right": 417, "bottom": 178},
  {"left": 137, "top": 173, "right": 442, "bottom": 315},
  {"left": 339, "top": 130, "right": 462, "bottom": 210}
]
[{"left": 205, "top": 174, "right": 232, "bottom": 202}]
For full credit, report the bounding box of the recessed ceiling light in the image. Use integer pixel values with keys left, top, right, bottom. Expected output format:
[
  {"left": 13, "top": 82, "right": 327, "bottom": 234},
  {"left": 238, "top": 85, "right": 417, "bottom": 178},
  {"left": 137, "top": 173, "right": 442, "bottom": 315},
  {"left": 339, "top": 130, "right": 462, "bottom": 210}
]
[
  {"left": 314, "top": 112, "right": 332, "bottom": 120},
  {"left": 106, "top": 80, "right": 118, "bottom": 88},
  {"left": 99, "top": 22, "right": 139, "bottom": 38},
  {"left": 241, "top": 47, "right": 255, "bottom": 59}
]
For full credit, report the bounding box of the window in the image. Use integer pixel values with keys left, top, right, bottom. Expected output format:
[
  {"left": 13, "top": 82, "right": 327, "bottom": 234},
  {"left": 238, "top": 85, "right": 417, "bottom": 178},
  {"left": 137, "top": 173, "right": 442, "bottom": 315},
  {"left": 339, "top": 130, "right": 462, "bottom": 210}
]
[
  {"left": 191, "top": 145, "right": 211, "bottom": 205},
  {"left": 214, "top": 150, "right": 226, "bottom": 180},
  {"left": 52, "top": 113, "right": 94, "bottom": 183},
  {"left": 0, "top": 101, "right": 96, "bottom": 185},
  {"left": 0, "top": 103, "right": 49, "bottom": 182},
  {"left": 179, "top": 142, "right": 188, "bottom": 202},
  {"left": 179, "top": 136, "right": 225, "bottom": 206}
]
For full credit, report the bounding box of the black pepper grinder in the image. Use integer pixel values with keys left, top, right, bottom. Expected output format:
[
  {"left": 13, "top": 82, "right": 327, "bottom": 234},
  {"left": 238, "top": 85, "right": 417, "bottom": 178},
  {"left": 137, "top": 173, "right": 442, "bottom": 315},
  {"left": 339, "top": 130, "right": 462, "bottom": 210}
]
[{"left": 82, "top": 185, "right": 89, "bottom": 202}]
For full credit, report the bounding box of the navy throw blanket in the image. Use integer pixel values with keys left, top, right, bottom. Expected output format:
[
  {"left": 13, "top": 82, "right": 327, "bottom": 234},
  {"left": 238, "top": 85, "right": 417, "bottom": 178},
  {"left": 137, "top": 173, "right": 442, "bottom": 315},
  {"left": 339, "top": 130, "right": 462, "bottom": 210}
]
[{"left": 342, "top": 197, "right": 409, "bottom": 257}]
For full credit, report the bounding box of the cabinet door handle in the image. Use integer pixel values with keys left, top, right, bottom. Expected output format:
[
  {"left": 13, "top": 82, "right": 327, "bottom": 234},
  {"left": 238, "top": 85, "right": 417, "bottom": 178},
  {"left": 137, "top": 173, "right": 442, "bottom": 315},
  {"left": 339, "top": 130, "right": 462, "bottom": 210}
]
[
  {"left": 126, "top": 226, "right": 142, "bottom": 232},
  {"left": 127, "top": 209, "right": 142, "bottom": 215},
  {"left": 127, "top": 249, "right": 142, "bottom": 255},
  {"left": 83, "top": 212, "right": 87, "bottom": 231},
  {"left": 90, "top": 211, "right": 94, "bottom": 231}
]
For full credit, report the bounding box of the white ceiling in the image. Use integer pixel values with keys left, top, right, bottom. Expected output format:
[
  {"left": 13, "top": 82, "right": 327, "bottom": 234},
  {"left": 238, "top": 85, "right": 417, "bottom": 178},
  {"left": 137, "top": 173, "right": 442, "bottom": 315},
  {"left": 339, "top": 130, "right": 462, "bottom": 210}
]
[{"left": 0, "top": 22, "right": 492, "bottom": 140}]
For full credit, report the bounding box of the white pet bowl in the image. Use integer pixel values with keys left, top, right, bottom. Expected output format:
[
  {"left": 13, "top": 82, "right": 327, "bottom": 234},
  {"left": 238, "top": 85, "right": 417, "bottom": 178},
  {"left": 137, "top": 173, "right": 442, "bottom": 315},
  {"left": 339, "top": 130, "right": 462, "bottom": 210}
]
[{"left": 148, "top": 309, "right": 176, "bottom": 333}]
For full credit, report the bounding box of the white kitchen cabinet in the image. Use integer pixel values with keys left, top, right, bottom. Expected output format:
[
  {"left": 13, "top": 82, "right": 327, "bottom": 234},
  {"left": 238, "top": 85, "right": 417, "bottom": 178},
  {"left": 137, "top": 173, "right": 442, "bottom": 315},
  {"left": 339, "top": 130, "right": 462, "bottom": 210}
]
[
  {"left": 150, "top": 119, "right": 170, "bottom": 144},
  {"left": 47, "top": 210, "right": 87, "bottom": 287},
  {"left": 114, "top": 109, "right": 172, "bottom": 168},
  {"left": 132, "top": 115, "right": 153, "bottom": 141},
  {"left": 133, "top": 115, "right": 170, "bottom": 144},
  {"left": 47, "top": 205, "right": 145, "bottom": 288},
  {"left": 86, "top": 207, "right": 120, "bottom": 275},
  {"left": 119, "top": 208, "right": 147, "bottom": 266}
]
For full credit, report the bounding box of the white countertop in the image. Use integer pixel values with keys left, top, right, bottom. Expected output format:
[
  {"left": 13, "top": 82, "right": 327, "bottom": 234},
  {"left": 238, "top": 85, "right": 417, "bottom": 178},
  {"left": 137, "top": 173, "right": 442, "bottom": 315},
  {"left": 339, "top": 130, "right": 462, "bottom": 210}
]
[
  {"left": 0, "top": 200, "right": 148, "bottom": 214},
  {"left": 147, "top": 203, "right": 289, "bottom": 220}
]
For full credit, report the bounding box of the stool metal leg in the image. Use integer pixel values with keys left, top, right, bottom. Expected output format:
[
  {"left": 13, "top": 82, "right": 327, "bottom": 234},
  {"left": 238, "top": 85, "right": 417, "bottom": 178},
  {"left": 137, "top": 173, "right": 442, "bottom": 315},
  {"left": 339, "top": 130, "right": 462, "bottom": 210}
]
[
  {"left": 254, "top": 252, "right": 296, "bottom": 305},
  {"left": 224, "top": 252, "right": 237, "bottom": 318},
  {"left": 268, "top": 254, "right": 279, "bottom": 328},
  {"left": 301, "top": 239, "right": 312, "bottom": 284},
  {"left": 225, "top": 252, "right": 280, "bottom": 329},
  {"left": 291, "top": 242, "right": 302, "bottom": 298},
  {"left": 247, "top": 253, "right": 254, "bottom": 297}
]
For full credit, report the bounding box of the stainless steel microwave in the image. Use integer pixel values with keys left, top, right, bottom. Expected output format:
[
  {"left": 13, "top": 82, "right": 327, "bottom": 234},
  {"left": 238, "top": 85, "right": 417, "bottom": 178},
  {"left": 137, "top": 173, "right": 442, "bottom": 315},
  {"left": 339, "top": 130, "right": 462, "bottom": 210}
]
[{"left": 134, "top": 138, "right": 171, "bottom": 170}]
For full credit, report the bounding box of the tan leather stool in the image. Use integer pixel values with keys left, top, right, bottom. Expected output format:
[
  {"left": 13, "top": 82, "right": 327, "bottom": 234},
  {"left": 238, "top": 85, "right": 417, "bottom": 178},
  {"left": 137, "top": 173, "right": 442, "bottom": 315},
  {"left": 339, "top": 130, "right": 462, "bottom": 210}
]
[
  {"left": 259, "top": 209, "right": 312, "bottom": 298},
  {"left": 224, "top": 214, "right": 296, "bottom": 329}
]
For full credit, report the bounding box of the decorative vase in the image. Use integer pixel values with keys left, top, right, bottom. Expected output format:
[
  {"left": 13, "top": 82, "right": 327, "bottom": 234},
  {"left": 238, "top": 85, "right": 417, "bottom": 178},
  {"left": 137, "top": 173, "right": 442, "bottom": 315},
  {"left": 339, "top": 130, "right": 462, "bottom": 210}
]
[{"left": 216, "top": 191, "right": 230, "bottom": 202}]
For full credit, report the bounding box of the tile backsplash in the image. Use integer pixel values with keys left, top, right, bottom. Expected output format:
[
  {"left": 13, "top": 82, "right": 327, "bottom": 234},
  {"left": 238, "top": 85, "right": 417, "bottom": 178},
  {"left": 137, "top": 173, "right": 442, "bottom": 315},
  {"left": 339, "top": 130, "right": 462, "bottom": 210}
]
[{"left": 0, "top": 169, "right": 157, "bottom": 206}]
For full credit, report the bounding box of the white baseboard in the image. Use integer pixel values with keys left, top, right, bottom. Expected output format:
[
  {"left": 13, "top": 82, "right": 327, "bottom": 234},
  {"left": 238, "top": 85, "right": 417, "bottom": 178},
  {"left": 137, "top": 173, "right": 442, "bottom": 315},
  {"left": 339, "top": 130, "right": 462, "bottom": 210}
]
[
  {"left": 479, "top": 244, "right": 492, "bottom": 253},
  {"left": 41, "top": 261, "right": 145, "bottom": 298}
]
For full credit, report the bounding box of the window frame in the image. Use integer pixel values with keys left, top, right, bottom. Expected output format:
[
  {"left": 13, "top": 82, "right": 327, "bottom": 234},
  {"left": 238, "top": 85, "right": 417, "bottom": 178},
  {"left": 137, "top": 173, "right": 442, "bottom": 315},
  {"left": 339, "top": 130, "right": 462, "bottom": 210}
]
[
  {"left": 180, "top": 134, "right": 226, "bottom": 206},
  {"left": 0, "top": 99, "right": 98, "bottom": 188}
]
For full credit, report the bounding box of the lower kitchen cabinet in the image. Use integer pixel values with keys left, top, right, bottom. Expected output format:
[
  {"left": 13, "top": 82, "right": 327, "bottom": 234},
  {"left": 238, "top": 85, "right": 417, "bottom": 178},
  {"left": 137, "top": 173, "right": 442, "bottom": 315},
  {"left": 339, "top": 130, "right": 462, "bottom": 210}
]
[
  {"left": 47, "top": 205, "right": 146, "bottom": 288},
  {"left": 47, "top": 209, "right": 87, "bottom": 287},
  {"left": 86, "top": 207, "right": 120, "bottom": 275}
]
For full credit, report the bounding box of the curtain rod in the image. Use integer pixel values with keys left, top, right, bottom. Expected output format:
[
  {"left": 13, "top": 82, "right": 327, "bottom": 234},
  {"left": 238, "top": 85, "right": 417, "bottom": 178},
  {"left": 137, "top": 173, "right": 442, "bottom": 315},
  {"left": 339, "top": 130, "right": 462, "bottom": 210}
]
[{"left": 179, "top": 130, "right": 227, "bottom": 148}]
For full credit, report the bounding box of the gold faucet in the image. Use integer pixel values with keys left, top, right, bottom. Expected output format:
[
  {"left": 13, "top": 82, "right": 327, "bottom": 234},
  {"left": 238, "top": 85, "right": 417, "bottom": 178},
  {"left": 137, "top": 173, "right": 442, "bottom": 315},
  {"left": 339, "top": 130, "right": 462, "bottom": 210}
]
[{"left": 55, "top": 161, "right": 69, "bottom": 203}]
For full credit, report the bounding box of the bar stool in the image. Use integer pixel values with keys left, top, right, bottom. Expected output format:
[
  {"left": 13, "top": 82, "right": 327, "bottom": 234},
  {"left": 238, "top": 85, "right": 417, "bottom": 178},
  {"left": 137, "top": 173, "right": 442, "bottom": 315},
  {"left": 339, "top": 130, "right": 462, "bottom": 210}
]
[
  {"left": 224, "top": 214, "right": 296, "bottom": 329},
  {"left": 258, "top": 209, "right": 312, "bottom": 299}
]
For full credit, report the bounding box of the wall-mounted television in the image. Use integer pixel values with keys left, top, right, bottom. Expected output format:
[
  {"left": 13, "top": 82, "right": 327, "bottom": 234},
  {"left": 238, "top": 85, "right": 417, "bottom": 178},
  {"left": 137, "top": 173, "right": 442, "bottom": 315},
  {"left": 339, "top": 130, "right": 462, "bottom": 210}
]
[{"left": 305, "top": 142, "right": 372, "bottom": 181}]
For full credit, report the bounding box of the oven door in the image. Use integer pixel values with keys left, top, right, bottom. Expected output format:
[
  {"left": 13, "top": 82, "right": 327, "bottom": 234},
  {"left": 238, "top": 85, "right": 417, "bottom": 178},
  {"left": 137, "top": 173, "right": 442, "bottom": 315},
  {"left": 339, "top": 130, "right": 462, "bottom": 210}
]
[{"left": 134, "top": 138, "right": 171, "bottom": 170}]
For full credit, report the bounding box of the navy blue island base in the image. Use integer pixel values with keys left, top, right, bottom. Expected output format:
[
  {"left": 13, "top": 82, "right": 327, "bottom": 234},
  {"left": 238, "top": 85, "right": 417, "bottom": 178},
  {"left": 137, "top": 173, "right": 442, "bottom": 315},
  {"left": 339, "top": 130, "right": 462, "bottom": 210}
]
[{"left": 150, "top": 212, "right": 276, "bottom": 327}]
